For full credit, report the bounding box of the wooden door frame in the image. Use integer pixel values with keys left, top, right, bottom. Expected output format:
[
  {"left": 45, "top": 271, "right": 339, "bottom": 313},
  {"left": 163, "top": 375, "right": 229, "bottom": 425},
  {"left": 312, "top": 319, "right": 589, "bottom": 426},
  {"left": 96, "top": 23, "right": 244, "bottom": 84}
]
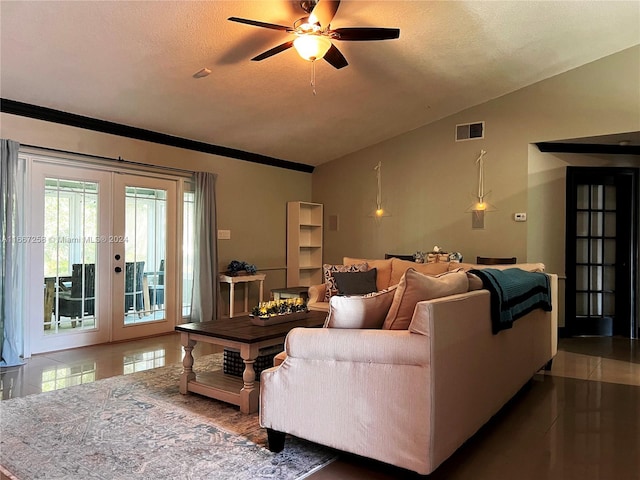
[{"left": 565, "top": 166, "right": 638, "bottom": 338}]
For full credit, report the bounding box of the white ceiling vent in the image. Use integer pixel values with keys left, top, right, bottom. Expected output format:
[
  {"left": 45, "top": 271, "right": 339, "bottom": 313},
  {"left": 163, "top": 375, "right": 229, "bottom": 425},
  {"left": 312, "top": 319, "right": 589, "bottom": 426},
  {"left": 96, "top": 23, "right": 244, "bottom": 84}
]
[{"left": 456, "top": 121, "right": 485, "bottom": 142}]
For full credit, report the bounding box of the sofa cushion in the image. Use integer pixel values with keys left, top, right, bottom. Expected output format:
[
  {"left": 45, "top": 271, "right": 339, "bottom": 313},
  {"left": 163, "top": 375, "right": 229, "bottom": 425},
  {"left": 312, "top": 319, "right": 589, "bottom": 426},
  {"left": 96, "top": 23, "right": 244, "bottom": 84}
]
[
  {"left": 390, "top": 258, "right": 451, "bottom": 286},
  {"left": 323, "top": 262, "right": 368, "bottom": 301},
  {"left": 466, "top": 271, "right": 484, "bottom": 290},
  {"left": 448, "top": 267, "right": 484, "bottom": 291},
  {"left": 343, "top": 257, "right": 393, "bottom": 291},
  {"left": 325, "top": 286, "right": 398, "bottom": 329},
  {"left": 332, "top": 268, "right": 378, "bottom": 296},
  {"left": 382, "top": 269, "right": 469, "bottom": 330}
]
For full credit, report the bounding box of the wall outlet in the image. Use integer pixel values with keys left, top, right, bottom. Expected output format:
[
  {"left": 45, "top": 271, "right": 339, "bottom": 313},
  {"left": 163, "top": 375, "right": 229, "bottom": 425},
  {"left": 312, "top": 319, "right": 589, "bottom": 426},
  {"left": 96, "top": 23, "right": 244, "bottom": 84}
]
[
  {"left": 217, "top": 229, "right": 231, "bottom": 240},
  {"left": 514, "top": 213, "right": 527, "bottom": 222}
]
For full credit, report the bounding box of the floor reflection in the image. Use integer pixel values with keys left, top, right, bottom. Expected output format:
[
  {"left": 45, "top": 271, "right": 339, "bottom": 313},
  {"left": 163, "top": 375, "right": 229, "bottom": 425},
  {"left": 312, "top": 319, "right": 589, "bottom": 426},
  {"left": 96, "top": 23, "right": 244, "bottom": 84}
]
[{"left": 0, "top": 335, "right": 638, "bottom": 480}]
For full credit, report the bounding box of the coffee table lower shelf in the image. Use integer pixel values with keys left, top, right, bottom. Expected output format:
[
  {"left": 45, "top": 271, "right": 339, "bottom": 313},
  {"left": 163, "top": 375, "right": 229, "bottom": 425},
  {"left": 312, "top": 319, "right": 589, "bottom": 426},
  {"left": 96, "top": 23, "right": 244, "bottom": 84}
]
[
  {"left": 178, "top": 339, "right": 263, "bottom": 414},
  {"left": 187, "top": 370, "right": 257, "bottom": 406}
]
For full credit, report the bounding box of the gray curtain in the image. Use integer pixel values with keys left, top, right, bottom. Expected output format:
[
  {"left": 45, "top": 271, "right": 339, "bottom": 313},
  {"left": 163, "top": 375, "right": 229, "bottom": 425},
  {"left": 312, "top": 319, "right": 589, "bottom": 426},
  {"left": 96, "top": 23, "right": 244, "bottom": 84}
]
[
  {"left": 1, "top": 139, "right": 26, "bottom": 366},
  {"left": 190, "top": 172, "right": 219, "bottom": 322}
]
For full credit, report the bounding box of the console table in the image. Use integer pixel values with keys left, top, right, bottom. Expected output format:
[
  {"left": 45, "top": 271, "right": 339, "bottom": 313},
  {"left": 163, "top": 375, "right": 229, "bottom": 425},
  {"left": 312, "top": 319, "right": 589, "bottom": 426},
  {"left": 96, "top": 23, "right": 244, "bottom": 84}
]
[
  {"left": 271, "top": 286, "right": 309, "bottom": 301},
  {"left": 219, "top": 273, "right": 266, "bottom": 318}
]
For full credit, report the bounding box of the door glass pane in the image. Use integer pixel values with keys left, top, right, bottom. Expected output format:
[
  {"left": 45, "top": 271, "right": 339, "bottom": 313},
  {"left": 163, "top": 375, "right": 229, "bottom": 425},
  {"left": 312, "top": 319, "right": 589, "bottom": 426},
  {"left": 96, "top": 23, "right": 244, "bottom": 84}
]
[
  {"left": 590, "top": 212, "right": 603, "bottom": 236},
  {"left": 603, "top": 240, "right": 616, "bottom": 264},
  {"left": 43, "top": 178, "right": 98, "bottom": 334},
  {"left": 576, "top": 293, "right": 588, "bottom": 316},
  {"left": 591, "top": 185, "right": 603, "bottom": 209},
  {"left": 576, "top": 266, "right": 588, "bottom": 290},
  {"left": 590, "top": 239, "right": 602, "bottom": 263},
  {"left": 590, "top": 266, "right": 602, "bottom": 290},
  {"left": 603, "top": 293, "right": 615, "bottom": 316},
  {"left": 576, "top": 185, "right": 589, "bottom": 209},
  {"left": 123, "top": 186, "right": 167, "bottom": 325},
  {"left": 603, "top": 266, "right": 616, "bottom": 291},
  {"left": 604, "top": 185, "right": 616, "bottom": 209},
  {"left": 576, "top": 212, "right": 589, "bottom": 236},
  {"left": 182, "top": 189, "right": 195, "bottom": 318},
  {"left": 604, "top": 212, "right": 616, "bottom": 237},
  {"left": 576, "top": 239, "right": 588, "bottom": 263},
  {"left": 590, "top": 293, "right": 602, "bottom": 316}
]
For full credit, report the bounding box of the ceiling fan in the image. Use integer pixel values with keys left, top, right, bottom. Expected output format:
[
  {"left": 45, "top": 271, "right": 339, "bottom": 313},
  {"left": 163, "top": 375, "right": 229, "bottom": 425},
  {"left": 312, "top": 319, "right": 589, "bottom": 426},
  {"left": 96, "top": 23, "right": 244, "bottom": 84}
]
[{"left": 228, "top": 0, "right": 400, "bottom": 69}]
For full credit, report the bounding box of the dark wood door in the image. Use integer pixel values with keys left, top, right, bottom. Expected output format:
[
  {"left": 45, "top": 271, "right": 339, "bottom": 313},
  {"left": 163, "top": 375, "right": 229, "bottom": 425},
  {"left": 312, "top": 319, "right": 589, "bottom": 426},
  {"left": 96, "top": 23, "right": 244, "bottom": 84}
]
[{"left": 565, "top": 167, "right": 638, "bottom": 337}]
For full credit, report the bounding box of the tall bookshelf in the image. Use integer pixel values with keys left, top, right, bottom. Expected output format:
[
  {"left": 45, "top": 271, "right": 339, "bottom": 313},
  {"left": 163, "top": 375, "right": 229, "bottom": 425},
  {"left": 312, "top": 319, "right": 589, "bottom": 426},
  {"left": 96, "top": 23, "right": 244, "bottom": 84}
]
[{"left": 287, "top": 201, "right": 323, "bottom": 287}]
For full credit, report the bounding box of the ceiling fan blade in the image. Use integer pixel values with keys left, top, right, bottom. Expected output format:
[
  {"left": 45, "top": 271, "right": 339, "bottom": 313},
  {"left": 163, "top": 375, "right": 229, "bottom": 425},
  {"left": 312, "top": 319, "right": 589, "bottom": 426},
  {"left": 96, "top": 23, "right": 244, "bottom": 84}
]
[
  {"left": 331, "top": 27, "right": 400, "bottom": 41},
  {"left": 323, "top": 44, "right": 348, "bottom": 69},
  {"left": 228, "top": 17, "right": 291, "bottom": 31},
  {"left": 309, "top": 0, "right": 341, "bottom": 27},
  {"left": 251, "top": 40, "right": 294, "bottom": 61}
]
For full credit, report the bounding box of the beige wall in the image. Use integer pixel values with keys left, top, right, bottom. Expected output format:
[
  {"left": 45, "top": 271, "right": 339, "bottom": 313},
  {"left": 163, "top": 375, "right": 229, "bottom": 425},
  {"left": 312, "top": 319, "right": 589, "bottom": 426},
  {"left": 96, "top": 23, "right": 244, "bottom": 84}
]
[
  {"left": 313, "top": 46, "right": 640, "bottom": 270},
  {"left": 0, "top": 113, "right": 313, "bottom": 314},
  {"left": 2, "top": 46, "right": 639, "bottom": 320}
]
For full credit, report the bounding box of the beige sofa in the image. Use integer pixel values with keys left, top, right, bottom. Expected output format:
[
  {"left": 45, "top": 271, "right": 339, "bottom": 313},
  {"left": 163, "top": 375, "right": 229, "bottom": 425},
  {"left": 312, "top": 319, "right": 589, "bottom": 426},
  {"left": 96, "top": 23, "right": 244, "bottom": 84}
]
[
  {"left": 260, "top": 261, "right": 557, "bottom": 475},
  {"left": 307, "top": 256, "right": 546, "bottom": 312}
]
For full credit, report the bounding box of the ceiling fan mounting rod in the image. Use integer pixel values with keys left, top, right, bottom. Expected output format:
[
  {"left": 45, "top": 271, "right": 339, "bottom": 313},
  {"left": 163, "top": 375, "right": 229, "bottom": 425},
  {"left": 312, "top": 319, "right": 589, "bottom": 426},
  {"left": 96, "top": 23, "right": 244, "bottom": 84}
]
[
  {"left": 300, "top": 1, "right": 319, "bottom": 14},
  {"left": 294, "top": 17, "right": 322, "bottom": 34}
]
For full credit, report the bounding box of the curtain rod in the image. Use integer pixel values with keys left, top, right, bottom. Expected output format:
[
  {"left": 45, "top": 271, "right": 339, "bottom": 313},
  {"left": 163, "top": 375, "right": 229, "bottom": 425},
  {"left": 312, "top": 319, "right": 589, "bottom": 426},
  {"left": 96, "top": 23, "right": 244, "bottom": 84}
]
[{"left": 20, "top": 143, "right": 196, "bottom": 176}]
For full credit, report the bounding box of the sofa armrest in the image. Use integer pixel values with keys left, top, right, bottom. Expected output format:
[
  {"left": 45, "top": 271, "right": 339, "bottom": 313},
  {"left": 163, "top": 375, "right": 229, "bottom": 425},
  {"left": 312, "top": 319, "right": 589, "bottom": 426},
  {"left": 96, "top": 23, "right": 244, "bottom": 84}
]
[
  {"left": 284, "top": 327, "right": 429, "bottom": 365},
  {"left": 307, "top": 283, "right": 327, "bottom": 303}
]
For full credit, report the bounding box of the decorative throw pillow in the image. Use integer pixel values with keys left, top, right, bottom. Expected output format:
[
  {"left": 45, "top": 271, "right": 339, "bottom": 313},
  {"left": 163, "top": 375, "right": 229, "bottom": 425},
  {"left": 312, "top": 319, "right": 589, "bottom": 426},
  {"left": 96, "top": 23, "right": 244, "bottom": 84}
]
[
  {"left": 325, "top": 286, "right": 398, "bottom": 329},
  {"left": 382, "top": 269, "right": 469, "bottom": 330},
  {"left": 332, "top": 268, "right": 378, "bottom": 296},
  {"left": 343, "top": 257, "right": 393, "bottom": 291},
  {"left": 389, "top": 258, "right": 450, "bottom": 286},
  {"left": 323, "top": 262, "right": 368, "bottom": 301},
  {"left": 449, "top": 267, "right": 484, "bottom": 290}
]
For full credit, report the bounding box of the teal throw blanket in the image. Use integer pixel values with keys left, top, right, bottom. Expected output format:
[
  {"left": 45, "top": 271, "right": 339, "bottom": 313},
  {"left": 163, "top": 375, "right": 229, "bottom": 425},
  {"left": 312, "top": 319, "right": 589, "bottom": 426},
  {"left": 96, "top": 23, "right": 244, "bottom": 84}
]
[{"left": 469, "top": 268, "right": 552, "bottom": 334}]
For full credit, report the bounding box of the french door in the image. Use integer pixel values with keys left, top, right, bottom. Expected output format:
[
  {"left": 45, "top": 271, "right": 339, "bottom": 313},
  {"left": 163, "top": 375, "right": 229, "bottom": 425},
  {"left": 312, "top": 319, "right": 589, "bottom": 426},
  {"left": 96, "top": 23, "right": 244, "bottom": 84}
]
[
  {"left": 112, "top": 173, "right": 177, "bottom": 341},
  {"left": 29, "top": 160, "right": 179, "bottom": 354},
  {"left": 565, "top": 167, "right": 638, "bottom": 337}
]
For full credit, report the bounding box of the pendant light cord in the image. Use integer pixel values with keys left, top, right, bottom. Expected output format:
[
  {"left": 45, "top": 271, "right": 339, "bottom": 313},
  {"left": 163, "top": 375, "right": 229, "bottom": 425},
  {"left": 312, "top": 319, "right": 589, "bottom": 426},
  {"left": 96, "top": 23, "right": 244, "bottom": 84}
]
[{"left": 375, "top": 161, "right": 382, "bottom": 209}]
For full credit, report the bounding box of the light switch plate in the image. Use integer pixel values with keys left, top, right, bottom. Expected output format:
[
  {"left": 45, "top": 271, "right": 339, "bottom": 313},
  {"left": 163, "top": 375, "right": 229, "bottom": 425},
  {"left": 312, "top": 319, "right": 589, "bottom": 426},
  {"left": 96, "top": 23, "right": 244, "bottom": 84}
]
[
  {"left": 217, "top": 229, "right": 231, "bottom": 240},
  {"left": 514, "top": 213, "right": 527, "bottom": 222}
]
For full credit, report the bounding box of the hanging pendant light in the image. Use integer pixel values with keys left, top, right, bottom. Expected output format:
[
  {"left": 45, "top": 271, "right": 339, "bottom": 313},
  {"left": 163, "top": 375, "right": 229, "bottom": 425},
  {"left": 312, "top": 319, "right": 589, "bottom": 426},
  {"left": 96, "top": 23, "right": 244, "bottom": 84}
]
[
  {"left": 466, "top": 150, "right": 495, "bottom": 228},
  {"left": 370, "top": 161, "right": 391, "bottom": 219}
]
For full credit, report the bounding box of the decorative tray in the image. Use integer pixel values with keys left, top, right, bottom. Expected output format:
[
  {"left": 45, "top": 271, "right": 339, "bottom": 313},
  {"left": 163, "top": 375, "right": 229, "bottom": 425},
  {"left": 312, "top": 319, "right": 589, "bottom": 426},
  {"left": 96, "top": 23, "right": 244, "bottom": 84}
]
[{"left": 249, "top": 311, "right": 309, "bottom": 326}]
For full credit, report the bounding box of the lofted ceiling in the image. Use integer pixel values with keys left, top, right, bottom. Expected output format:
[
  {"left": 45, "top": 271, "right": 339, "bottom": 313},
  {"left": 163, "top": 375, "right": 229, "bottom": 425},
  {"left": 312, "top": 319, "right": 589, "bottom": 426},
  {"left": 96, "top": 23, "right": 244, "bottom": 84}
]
[{"left": 1, "top": 1, "right": 639, "bottom": 167}]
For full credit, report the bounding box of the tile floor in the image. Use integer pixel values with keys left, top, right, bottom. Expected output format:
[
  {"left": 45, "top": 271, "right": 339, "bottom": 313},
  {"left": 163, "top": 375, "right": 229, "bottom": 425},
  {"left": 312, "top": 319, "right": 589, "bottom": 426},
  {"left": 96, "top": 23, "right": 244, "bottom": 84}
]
[{"left": 1, "top": 335, "right": 639, "bottom": 479}]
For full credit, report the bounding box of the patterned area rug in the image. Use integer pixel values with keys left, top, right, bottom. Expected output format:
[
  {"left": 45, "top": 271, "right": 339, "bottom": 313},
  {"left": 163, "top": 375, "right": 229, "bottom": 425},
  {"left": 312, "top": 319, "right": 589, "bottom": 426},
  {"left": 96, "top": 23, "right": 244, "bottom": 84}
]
[{"left": 0, "top": 355, "right": 336, "bottom": 479}]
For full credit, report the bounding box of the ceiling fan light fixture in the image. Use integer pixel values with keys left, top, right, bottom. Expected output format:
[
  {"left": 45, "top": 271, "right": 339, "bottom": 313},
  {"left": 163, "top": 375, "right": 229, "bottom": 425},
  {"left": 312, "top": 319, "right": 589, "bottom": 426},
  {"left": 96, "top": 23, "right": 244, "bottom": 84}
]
[
  {"left": 293, "top": 35, "right": 332, "bottom": 61},
  {"left": 294, "top": 16, "right": 321, "bottom": 34}
]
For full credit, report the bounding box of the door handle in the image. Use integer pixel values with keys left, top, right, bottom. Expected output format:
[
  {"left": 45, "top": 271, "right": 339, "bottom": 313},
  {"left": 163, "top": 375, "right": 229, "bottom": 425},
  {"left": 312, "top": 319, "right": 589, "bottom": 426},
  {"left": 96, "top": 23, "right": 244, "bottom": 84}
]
[{"left": 115, "top": 266, "right": 122, "bottom": 273}]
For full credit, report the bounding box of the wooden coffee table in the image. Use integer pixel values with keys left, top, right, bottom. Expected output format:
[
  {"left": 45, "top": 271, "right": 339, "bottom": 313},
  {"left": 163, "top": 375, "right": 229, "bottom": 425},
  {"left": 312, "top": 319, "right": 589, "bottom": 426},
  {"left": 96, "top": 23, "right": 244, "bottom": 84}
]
[{"left": 175, "top": 310, "right": 326, "bottom": 413}]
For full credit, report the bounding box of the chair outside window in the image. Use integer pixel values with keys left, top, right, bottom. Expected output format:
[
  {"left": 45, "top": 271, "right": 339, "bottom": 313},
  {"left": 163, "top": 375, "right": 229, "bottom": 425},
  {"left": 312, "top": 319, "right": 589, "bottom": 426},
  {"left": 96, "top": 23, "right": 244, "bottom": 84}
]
[
  {"left": 125, "top": 261, "right": 145, "bottom": 314},
  {"left": 476, "top": 256, "right": 517, "bottom": 265},
  {"left": 57, "top": 263, "right": 95, "bottom": 327},
  {"left": 148, "top": 259, "right": 165, "bottom": 309}
]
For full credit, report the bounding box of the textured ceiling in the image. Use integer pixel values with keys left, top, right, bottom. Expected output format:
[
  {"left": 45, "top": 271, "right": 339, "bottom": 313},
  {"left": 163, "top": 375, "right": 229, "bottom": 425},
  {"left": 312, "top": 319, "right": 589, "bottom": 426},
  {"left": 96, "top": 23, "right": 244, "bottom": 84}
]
[{"left": 1, "top": 1, "right": 639, "bottom": 167}]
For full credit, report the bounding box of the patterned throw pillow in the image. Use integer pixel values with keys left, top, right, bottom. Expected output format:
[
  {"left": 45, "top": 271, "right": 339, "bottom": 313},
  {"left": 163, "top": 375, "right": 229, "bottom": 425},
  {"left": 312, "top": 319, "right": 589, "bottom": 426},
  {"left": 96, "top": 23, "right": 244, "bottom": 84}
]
[{"left": 323, "top": 263, "right": 368, "bottom": 301}]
